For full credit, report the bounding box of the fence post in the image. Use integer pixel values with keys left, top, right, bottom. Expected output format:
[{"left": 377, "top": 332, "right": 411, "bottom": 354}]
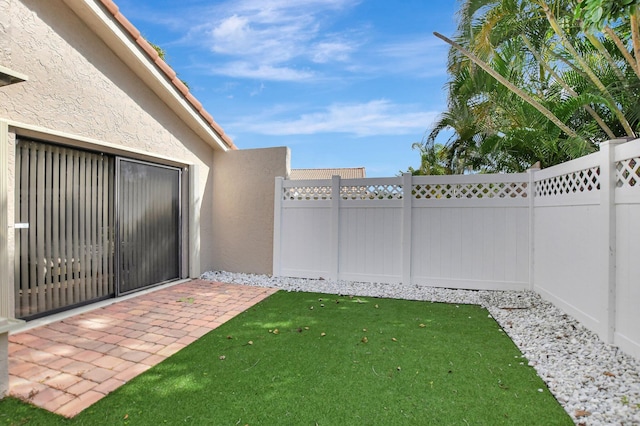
[
  {"left": 272, "top": 177, "right": 284, "bottom": 277},
  {"left": 527, "top": 165, "right": 539, "bottom": 291},
  {"left": 600, "top": 139, "right": 624, "bottom": 343},
  {"left": 402, "top": 173, "right": 412, "bottom": 285},
  {"left": 329, "top": 175, "right": 341, "bottom": 281}
]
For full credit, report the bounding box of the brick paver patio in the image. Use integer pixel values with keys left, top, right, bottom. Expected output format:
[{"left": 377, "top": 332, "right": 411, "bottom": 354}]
[{"left": 8, "top": 279, "right": 277, "bottom": 417}]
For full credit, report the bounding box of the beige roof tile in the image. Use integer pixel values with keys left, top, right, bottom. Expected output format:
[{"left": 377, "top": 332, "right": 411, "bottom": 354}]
[{"left": 290, "top": 168, "right": 366, "bottom": 180}]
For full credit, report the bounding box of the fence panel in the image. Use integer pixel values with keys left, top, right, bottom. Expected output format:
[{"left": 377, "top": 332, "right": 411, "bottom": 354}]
[
  {"left": 276, "top": 178, "right": 333, "bottom": 279},
  {"left": 338, "top": 205, "right": 403, "bottom": 283},
  {"left": 614, "top": 141, "right": 640, "bottom": 358},
  {"left": 410, "top": 174, "right": 530, "bottom": 290},
  {"left": 275, "top": 173, "right": 530, "bottom": 290},
  {"left": 532, "top": 150, "right": 608, "bottom": 337},
  {"left": 337, "top": 177, "right": 403, "bottom": 283},
  {"left": 279, "top": 205, "right": 332, "bottom": 279},
  {"left": 411, "top": 206, "right": 529, "bottom": 289}
]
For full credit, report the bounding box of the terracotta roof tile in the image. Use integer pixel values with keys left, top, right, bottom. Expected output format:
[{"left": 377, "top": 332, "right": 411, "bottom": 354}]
[
  {"left": 185, "top": 92, "right": 202, "bottom": 111},
  {"left": 135, "top": 37, "right": 159, "bottom": 61},
  {"left": 113, "top": 12, "right": 140, "bottom": 39},
  {"left": 199, "top": 109, "right": 215, "bottom": 124},
  {"left": 155, "top": 57, "right": 177, "bottom": 80},
  {"left": 213, "top": 123, "right": 230, "bottom": 140},
  {"left": 100, "top": 0, "right": 118, "bottom": 15},
  {"left": 198, "top": 109, "right": 237, "bottom": 150},
  {"left": 97, "top": 0, "right": 236, "bottom": 150},
  {"left": 171, "top": 77, "right": 189, "bottom": 96}
]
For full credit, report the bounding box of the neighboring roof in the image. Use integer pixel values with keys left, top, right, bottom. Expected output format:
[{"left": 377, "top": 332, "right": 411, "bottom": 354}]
[
  {"left": 65, "top": 0, "right": 236, "bottom": 151},
  {"left": 290, "top": 167, "right": 366, "bottom": 180}
]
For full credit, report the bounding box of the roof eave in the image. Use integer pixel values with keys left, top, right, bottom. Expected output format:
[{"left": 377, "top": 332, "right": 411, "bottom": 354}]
[{"left": 62, "top": 0, "right": 236, "bottom": 152}]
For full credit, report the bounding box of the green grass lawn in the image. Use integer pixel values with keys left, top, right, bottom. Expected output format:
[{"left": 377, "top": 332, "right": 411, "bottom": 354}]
[{"left": 1, "top": 291, "right": 572, "bottom": 425}]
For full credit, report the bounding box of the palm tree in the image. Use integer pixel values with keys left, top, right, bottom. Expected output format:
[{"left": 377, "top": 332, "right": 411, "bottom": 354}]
[
  {"left": 420, "top": 0, "right": 640, "bottom": 173},
  {"left": 405, "top": 139, "right": 451, "bottom": 175}
]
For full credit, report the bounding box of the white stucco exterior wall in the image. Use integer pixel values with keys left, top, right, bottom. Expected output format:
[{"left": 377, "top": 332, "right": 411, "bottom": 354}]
[{"left": 0, "top": 0, "right": 223, "bottom": 282}]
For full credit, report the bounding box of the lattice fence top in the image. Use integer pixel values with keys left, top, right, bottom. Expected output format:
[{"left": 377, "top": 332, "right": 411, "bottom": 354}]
[
  {"left": 283, "top": 185, "right": 331, "bottom": 200},
  {"left": 535, "top": 167, "right": 600, "bottom": 197},
  {"left": 340, "top": 184, "right": 403, "bottom": 200},
  {"left": 283, "top": 180, "right": 531, "bottom": 201},
  {"left": 413, "top": 181, "right": 528, "bottom": 199},
  {"left": 616, "top": 157, "right": 640, "bottom": 188}
]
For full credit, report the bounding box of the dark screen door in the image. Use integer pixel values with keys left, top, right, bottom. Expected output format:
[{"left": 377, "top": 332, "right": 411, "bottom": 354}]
[{"left": 116, "top": 158, "right": 181, "bottom": 295}]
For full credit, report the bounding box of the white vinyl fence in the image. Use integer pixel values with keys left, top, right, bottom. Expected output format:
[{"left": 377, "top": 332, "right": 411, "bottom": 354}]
[
  {"left": 274, "top": 173, "right": 531, "bottom": 290},
  {"left": 273, "top": 138, "right": 640, "bottom": 359},
  {"left": 532, "top": 139, "right": 640, "bottom": 359}
]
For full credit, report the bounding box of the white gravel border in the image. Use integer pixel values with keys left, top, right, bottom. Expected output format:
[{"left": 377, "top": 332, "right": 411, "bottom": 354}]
[{"left": 202, "top": 271, "right": 640, "bottom": 425}]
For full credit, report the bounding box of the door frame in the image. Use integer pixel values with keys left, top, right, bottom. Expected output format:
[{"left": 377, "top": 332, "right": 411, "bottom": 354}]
[
  {"left": 5, "top": 122, "right": 196, "bottom": 320},
  {"left": 114, "top": 157, "right": 183, "bottom": 296}
]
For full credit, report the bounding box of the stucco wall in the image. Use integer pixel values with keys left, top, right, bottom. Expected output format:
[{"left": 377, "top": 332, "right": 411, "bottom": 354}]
[
  {"left": 212, "top": 147, "right": 290, "bottom": 275},
  {"left": 0, "top": 0, "right": 10, "bottom": 62},
  {"left": 0, "top": 0, "right": 219, "bottom": 274}
]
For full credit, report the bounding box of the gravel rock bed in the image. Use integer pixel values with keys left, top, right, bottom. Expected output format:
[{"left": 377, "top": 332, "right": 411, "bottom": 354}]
[{"left": 202, "top": 271, "right": 640, "bottom": 425}]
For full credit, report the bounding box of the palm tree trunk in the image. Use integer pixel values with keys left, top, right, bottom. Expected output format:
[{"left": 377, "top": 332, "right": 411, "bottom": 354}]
[
  {"left": 604, "top": 26, "right": 640, "bottom": 80},
  {"left": 585, "top": 33, "right": 626, "bottom": 82},
  {"left": 539, "top": 0, "right": 636, "bottom": 137},
  {"left": 521, "top": 35, "right": 616, "bottom": 139},
  {"left": 631, "top": 6, "right": 640, "bottom": 80},
  {"left": 434, "top": 31, "right": 583, "bottom": 140},
  {"left": 548, "top": 50, "right": 589, "bottom": 78}
]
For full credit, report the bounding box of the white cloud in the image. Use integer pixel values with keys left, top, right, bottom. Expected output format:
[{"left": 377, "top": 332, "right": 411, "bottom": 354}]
[
  {"left": 207, "top": 13, "right": 314, "bottom": 63},
  {"left": 195, "top": 0, "right": 361, "bottom": 80},
  {"left": 210, "top": 15, "right": 251, "bottom": 49},
  {"left": 212, "top": 62, "right": 315, "bottom": 81},
  {"left": 231, "top": 100, "right": 439, "bottom": 136},
  {"left": 311, "top": 40, "right": 355, "bottom": 63},
  {"left": 350, "top": 37, "right": 450, "bottom": 78},
  {"left": 250, "top": 82, "right": 265, "bottom": 96},
  {"left": 130, "top": 0, "right": 446, "bottom": 82},
  {"left": 379, "top": 38, "right": 445, "bottom": 59}
]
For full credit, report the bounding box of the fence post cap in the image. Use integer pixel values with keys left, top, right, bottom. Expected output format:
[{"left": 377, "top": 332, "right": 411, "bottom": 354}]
[
  {"left": 527, "top": 161, "right": 541, "bottom": 171},
  {"left": 600, "top": 137, "right": 635, "bottom": 148}
]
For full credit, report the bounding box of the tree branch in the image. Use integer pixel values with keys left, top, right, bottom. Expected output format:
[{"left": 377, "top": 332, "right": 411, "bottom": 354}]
[{"left": 433, "top": 31, "right": 583, "bottom": 140}]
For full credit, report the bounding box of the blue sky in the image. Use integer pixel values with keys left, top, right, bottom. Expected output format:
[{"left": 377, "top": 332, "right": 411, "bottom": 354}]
[{"left": 115, "top": 0, "right": 459, "bottom": 177}]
